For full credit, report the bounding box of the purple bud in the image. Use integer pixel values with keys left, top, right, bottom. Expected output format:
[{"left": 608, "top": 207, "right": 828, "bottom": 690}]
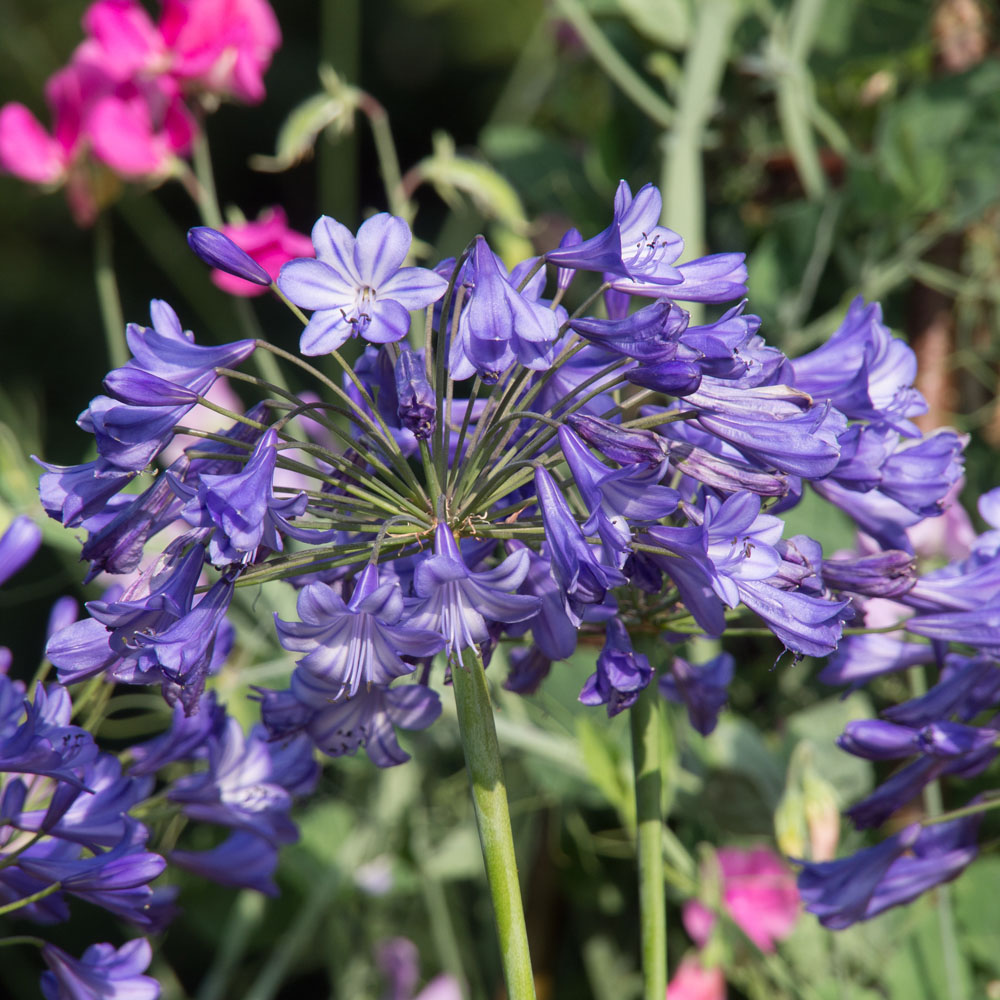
[
  {"left": 823, "top": 550, "right": 917, "bottom": 599},
  {"left": 0, "top": 515, "right": 42, "bottom": 587},
  {"left": 103, "top": 369, "right": 201, "bottom": 407},
  {"left": 187, "top": 227, "right": 272, "bottom": 286},
  {"left": 568, "top": 413, "right": 669, "bottom": 466},
  {"left": 394, "top": 348, "right": 436, "bottom": 440}
]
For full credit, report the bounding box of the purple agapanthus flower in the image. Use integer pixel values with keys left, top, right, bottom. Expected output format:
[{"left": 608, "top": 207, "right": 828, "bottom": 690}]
[
  {"left": 791, "top": 297, "right": 926, "bottom": 434},
  {"left": 0, "top": 515, "right": 42, "bottom": 587},
  {"left": 276, "top": 563, "right": 446, "bottom": 701},
  {"left": 545, "top": 181, "right": 747, "bottom": 303},
  {"left": 278, "top": 213, "right": 448, "bottom": 355},
  {"left": 579, "top": 616, "right": 653, "bottom": 716},
  {"left": 448, "top": 238, "right": 560, "bottom": 383},
  {"left": 40, "top": 939, "right": 160, "bottom": 1000},
  {"left": 406, "top": 524, "right": 539, "bottom": 654},
  {"left": 796, "top": 823, "right": 921, "bottom": 929},
  {"left": 170, "top": 830, "right": 279, "bottom": 896},
  {"left": 294, "top": 682, "right": 442, "bottom": 768},
  {"left": 534, "top": 466, "right": 629, "bottom": 623},
  {"left": 659, "top": 651, "right": 734, "bottom": 735},
  {"left": 167, "top": 717, "right": 297, "bottom": 846},
  {"left": 169, "top": 428, "right": 330, "bottom": 566}
]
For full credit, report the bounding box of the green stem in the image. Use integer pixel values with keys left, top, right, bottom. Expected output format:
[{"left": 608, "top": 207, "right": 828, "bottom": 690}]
[
  {"left": 660, "top": 0, "right": 739, "bottom": 326},
  {"left": 550, "top": 0, "right": 673, "bottom": 128},
  {"left": 93, "top": 213, "right": 128, "bottom": 370},
  {"left": 357, "top": 91, "right": 410, "bottom": 223},
  {"left": 631, "top": 684, "right": 666, "bottom": 1000},
  {"left": 451, "top": 645, "right": 536, "bottom": 1000},
  {"left": 0, "top": 881, "right": 61, "bottom": 918}
]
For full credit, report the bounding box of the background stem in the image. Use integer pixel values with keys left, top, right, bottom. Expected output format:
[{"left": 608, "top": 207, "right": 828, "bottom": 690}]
[{"left": 93, "top": 213, "right": 127, "bottom": 369}]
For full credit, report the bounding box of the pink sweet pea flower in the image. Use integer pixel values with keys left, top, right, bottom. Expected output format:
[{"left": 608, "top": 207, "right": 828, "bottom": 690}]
[
  {"left": 212, "top": 207, "right": 314, "bottom": 297},
  {"left": 87, "top": 76, "right": 196, "bottom": 178},
  {"left": 78, "top": 0, "right": 169, "bottom": 81},
  {"left": 667, "top": 955, "right": 726, "bottom": 1000},
  {"left": 0, "top": 104, "right": 66, "bottom": 185},
  {"left": 683, "top": 846, "right": 799, "bottom": 953},
  {"left": 159, "top": 0, "right": 281, "bottom": 104}
]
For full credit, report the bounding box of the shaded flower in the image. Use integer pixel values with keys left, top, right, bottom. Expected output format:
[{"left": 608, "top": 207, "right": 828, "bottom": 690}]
[
  {"left": 0, "top": 515, "right": 42, "bottom": 587},
  {"left": 660, "top": 652, "right": 733, "bottom": 736},
  {"left": 276, "top": 564, "right": 445, "bottom": 701},
  {"left": 41, "top": 938, "right": 159, "bottom": 1000},
  {"left": 796, "top": 823, "right": 920, "bottom": 929},
  {"left": 579, "top": 617, "right": 652, "bottom": 716},
  {"left": 407, "top": 525, "right": 538, "bottom": 655}
]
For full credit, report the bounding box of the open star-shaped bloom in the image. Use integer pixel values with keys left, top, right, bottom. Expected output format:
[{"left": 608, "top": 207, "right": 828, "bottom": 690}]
[{"left": 278, "top": 213, "right": 448, "bottom": 355}]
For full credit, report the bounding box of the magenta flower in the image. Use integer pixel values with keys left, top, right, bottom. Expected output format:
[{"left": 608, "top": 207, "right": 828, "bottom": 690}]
[
  {"left": 666, "top": 955, "right": 726, "bottom": 1000},
  {"left": 278, "top": 214, "right": 449, "bottom": 355},
  {"left": 209, "top": 207, "right": 315, "bottom": 296},
  {"left": 683, "top": 846, "right": 799, "bottom": 952},
  {"left": 159, "top": 0, "right": 281, "bottom": 104}
]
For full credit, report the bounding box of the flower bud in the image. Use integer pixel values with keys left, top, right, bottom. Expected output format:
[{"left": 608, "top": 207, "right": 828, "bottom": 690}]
[
  {"left": 187, "top": 227, "right": 272, "bottom": 286},
  {"left": 394, "top": 348, "right": 435, "bottom": 440}
]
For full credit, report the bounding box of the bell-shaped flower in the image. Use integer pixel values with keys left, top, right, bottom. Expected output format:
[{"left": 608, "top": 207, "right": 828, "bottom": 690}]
[
  {"left": 170, "top": 428, "right": 330, "bottom": 566},
  {"left": 276, "top": 564, "right": 446, "bottom": 701},
  {"left": 19, "top": 819, "right": 166, "bottom": 927},
  {"left": 407, "top": 525, "right": 539, "bottom": 654},
  {"left": 35, "top": 459, "right": 137, "bottom": 526},
  {"left": 40, "top": 938, "right": 159, "bottom": 1000},
  {"left": 170, "top": 830, "right": 279, "bottom": 896},
  {"left": 659, "top": 651, "right": 734, "bottom": 736},
  {"left": 796, "top": 822, "right": 920, "bottom": 929},
  {"left": 534, "top": 466, "right": 628, "bottom": 625},
  {"left": 0, "top": 515, "right": 42, "bottom": 587},
  {"left": 791, "top": 297, "right": 926, "bottom": 434},
  {"left": 579, "top": 617, "right": 652, "bottom": 716},
  {"left": 301, "top": 682, "right": 442, "bottom": 768},
  {"left": 278, "top": 213, "right": 448, "bottom": 355},
  {"left": 864, "top": 813, "right": 981, "bottom": 920},
  {"left": 167, "top": 717, "right": 297, "bottom": 846},
  {"left": 546, "top": 180, "right": 747, "bottom": 303},
  {"left": 448, "top": 238, "right": 559, "bottom": 382}
]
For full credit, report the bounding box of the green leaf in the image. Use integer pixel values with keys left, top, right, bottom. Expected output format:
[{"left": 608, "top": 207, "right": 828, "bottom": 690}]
[
  {"left": 576, "top": 715, "right": 635, "bottom": 828},
  {"left": 784, "top": 692, "right": 875, "bottom": 803},
  {"left": 954, "top": 856, "right": 1000, "bottom": 974},
  {"left": 418, "top": 132, "right": 530, "bottom": 234},
  {"left": 619, "top": 0, "right": 692, "bottom": 50},
  {"left": 251, "top": 91, "right": 357, "bottom": 173}
]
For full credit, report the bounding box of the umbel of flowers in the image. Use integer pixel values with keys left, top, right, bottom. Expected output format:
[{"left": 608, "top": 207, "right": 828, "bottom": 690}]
[{"left": 26, "top": 178, "right": 995, "bottom": 999}]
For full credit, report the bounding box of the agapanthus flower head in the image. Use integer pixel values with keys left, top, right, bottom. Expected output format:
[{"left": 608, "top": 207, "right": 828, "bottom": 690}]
[{"left": 278, "top": 213, "right": 448, "bottom": 355}]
